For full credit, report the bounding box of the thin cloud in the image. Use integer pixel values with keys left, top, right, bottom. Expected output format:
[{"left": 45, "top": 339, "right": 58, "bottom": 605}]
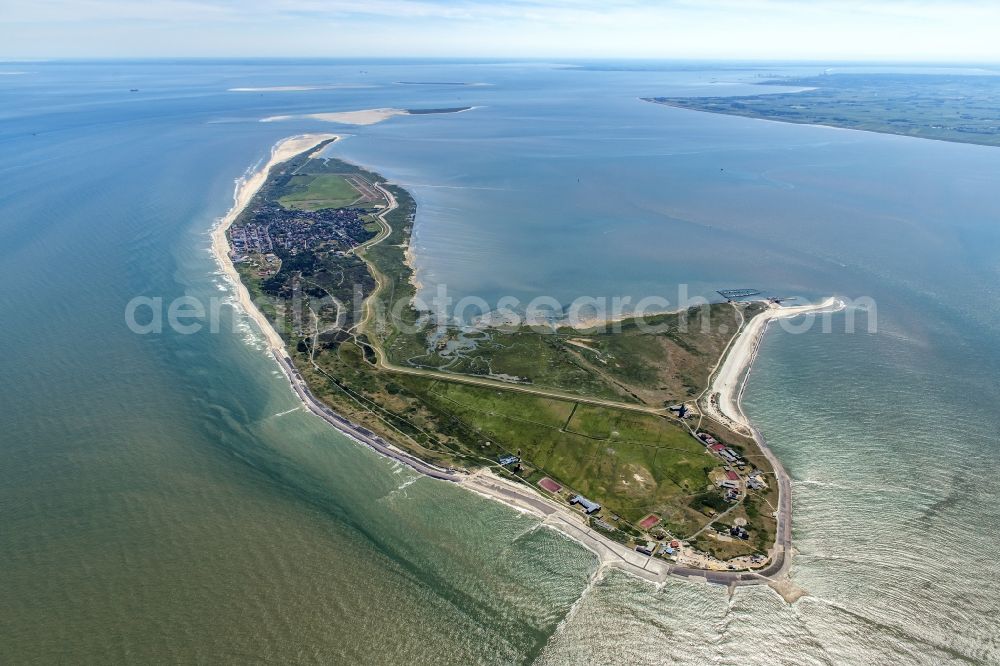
[{"left": 1, "top": 0, "right": 998, "bottom": 59}]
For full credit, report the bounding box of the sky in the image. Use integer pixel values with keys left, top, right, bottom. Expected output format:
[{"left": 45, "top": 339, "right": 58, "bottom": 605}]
[{"left": 1, "top": 0, "right": 999, "bottom": 61}]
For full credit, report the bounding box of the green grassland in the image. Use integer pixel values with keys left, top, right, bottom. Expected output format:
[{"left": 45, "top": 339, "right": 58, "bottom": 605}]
[
  {"left": 379, "top": 301, "right": 762, "bottom": 408},
  {"left": 299, "top": 339, "right": 778, "bottom": 552},
  {"left": 302, "top": 338, "right": 776, "bottom": 548},
  {"left": 645, "top": 72, "right": 1000, "bottom": 148},
  {"left": 419, "top": 383, "right": 716, "bottom": 531},
  {"left": 233, "top": 144, "right": 777, "bottom": 560},
  {"left": 278, "top": 173, "right": 363, "bottom": 211}
]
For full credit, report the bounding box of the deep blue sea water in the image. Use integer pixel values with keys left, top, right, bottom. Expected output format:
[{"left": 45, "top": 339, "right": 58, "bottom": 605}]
[{"left": 1, "top": 60, "right": 998, "bottom": 664}]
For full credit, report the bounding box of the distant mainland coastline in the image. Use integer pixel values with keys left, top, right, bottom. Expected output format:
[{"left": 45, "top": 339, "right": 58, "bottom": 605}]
[{"left": 644, "top": 72, "right": 1000, "bottom": 148}]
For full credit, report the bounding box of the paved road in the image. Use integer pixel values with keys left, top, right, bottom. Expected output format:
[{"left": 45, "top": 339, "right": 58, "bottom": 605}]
[
  {"left": 747, "top": 425, "right": 792, "bottom": 579},
  {"left": 352, "top": 183, "right": 672, "bottom": 418},
  {"left": 274, "top": 172, "right": 789, "bottom": 589},
  {"left": 278, "top": 345, "right": 791, "bottom": 589}
]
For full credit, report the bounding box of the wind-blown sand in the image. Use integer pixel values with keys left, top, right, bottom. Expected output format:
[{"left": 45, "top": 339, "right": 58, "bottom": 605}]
[
  {"left": 708, "top": 297, "right": 845, "bottom": 433},
  {"left": 210, "top": 133, "right": 339, "bottom": 354}
]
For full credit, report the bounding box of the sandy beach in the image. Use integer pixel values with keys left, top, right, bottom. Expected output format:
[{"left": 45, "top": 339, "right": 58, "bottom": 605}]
[
  {"left": 696, "top": 295, "right": 844, "bottom": 599},
  {"left": 706, "top": 297, "right": 845, "bottom": 433},
  {"left": 403, "top": 243, "right": 424, "bottom": 292},
  {"left": 210, "top": 133, "right": 340, "bottom": 355}
]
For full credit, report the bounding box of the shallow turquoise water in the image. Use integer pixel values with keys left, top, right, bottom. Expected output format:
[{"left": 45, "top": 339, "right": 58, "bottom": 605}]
[{"left": 1, "top": 60, "right": 998, "bottom": 663}]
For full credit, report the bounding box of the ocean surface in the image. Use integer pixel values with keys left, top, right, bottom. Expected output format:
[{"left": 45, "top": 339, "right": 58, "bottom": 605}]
[{"left": 1, "top": 60, "right": 998, "bottom": 664}]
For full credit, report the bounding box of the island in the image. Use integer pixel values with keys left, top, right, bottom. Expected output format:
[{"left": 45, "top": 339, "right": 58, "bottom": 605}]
[
  {"left": 213, "top": 133, "right": 841, "bottom": 598},
  {"left": 644, "top": 72, "right": 1000, "bottom": 148},
  {"left": 261, "top": 106, "right": 475, "bottom": 126}
]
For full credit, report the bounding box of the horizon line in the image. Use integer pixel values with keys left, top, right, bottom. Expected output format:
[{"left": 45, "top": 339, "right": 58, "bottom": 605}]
[{"left": 4, "top": 56, "right": 1000, "bottom": 65}]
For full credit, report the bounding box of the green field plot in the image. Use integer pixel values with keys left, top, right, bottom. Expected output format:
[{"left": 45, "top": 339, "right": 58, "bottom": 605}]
[
  {"left": 278, "top": 174, "right": 364, "bottom": 211},
  {"left": 565, "top": 404, "right": 693, "bottom": 448},
  {"left": 411, "top": 380, "right": 717, "bottom": 531},
  {"left": 383, "top": 303, "right": 752, "bottom": 408}
]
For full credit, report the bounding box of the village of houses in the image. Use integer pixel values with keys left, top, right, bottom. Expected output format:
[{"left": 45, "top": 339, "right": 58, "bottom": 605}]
[
  {"left": 228, "top": 199, "right": 374, "bottom": 273},
  {"left": 525, "top": 403, "right": 773, "bottom": 571}
]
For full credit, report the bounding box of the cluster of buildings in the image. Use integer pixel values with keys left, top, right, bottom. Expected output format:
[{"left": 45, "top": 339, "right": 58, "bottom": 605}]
[
  {"left": 563, "top": 492, "right": 686, "bottom": 561},
  {"left": 698, "top": 432, "right": 751, "bottom": 471},
  {"left": 699, "top": 432, "right": 743, "bottom": 465},
  {"left": 230, "top": 222, "right": 273, "bottom": 256},
  {"left": 230, "top": 202, "right": 371, "bottom": 262},
  {"left": 636, "top": 538, "right": 682, "bottom": 558},
  {"left": 697, "top": 431, "right": 769, "bottom": 502},
  {"left": 729, "top": 525, "right": 749, "bottom": 540}
]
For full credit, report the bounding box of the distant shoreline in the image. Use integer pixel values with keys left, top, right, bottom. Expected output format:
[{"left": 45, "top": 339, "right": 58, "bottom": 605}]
[{"left": 642, "top": 94, "right": 1000, "bottom": 149}]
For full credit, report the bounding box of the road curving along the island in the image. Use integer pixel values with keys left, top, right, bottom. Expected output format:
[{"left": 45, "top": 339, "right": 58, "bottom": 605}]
[
  {"left": 340, "top": 173, "right": 832, "bottom": 595},
  {"left": 352, "top": 181, "right": 675, "bottom": 417},
  {"left": 223, "top": 136, "right": 833, "bottom": 599},
  {"left": 275, "top": 332, "right": 799, "bottom": 595}
]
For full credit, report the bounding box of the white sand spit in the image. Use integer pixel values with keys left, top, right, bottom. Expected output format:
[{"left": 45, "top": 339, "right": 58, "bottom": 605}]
[{"left": 709, "top": 297, "right": 845, "bottom": 432}]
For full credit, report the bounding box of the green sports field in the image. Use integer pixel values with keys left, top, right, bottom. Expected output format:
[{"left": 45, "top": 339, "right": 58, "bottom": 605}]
[{"left": 278, "top": 173, "right": 363, "bottom": 211}]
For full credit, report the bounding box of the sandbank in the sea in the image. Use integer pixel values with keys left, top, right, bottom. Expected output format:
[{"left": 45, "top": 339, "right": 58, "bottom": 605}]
[{"left": 261, "top": 106, "right": 478, "bottom": 126}]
